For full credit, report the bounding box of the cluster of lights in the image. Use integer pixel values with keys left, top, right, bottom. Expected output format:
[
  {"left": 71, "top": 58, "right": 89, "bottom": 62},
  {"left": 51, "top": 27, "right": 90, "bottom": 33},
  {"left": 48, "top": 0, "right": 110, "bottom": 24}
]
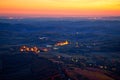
[
  {"left": 55, "top": 40, "right": 69, "bottom": 46},
  {"left": 20, "top": 40, "right": 69, "bottom": 53},
  {"left": 20, "top": 46, "right": 40, "bottom": 54}
]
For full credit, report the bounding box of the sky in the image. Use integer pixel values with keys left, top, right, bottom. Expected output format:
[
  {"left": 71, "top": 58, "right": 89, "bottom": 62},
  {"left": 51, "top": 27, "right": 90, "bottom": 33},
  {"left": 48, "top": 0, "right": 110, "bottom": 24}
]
[{"left": 0, "top": 0, "right": 120, "bottom": 17}]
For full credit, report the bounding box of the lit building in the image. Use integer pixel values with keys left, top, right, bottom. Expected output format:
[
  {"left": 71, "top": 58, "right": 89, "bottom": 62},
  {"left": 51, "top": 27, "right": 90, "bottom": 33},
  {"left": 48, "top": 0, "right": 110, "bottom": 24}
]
[{"left": 55, "top": 40, "right": 69, "bottom": 46}]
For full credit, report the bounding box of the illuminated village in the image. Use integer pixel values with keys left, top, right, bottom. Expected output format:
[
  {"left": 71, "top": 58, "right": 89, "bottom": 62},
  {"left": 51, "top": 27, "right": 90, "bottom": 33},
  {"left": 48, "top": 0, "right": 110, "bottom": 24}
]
[
  {"left": 20, "top": 40, "right": 69, "bottom": 54},
  {"left": 20, "top": 46, "right": 48, "bottom": 54},
  {"left": 55, "top": 40, "right": 69, "bottom": 46}
]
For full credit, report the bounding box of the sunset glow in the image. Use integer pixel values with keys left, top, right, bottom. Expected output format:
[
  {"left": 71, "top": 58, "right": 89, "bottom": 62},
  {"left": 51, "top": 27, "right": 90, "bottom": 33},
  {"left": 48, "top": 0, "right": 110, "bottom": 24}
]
[{"left": 0, "top": 0, "right": 120, "bottom": 17}]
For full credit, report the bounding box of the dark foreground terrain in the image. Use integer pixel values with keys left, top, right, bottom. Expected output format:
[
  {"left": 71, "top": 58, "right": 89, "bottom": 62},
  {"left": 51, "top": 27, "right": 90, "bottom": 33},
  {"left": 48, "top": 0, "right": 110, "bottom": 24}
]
[{"left": 0, "top": 53, "right": 62, "bottom": 80}]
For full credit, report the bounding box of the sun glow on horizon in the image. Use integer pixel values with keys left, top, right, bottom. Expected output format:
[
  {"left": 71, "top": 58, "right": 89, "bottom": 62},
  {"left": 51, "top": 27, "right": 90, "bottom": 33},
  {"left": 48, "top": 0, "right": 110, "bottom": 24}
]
[{"left": 0, "top": 0, "right": 120, "bottom": 17}]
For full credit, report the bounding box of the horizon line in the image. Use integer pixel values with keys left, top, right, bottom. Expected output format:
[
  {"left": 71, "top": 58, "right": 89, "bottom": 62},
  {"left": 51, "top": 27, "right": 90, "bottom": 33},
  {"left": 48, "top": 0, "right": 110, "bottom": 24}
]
[{"left": 0, "top": 15, "right": 120, "bottom": 19}]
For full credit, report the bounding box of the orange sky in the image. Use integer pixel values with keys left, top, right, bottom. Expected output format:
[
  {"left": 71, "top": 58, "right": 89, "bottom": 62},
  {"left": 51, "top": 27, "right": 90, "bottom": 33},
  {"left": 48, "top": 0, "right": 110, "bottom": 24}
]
[{"left": 0, "top": 0, "right": 120, "bottom": 17}]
